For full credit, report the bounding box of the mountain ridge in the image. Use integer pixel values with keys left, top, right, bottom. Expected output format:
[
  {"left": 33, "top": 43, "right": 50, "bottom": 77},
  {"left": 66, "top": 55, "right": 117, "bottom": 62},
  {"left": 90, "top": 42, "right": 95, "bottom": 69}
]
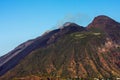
[
  {"left": 0, "top": 23, "right": 86, "bottom": 76},
  {"left": 0, "top": 15, "right": 120, "bottom": 80},
  {"left": 87, "top": 15, "right": 120, "bottom": 43}
]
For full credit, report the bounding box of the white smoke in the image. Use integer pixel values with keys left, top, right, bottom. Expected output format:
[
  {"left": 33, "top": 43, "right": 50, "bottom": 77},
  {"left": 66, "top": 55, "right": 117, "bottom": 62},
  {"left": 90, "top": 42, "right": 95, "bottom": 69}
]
[{"left": 50, "top": 13, "right": 91, "bottom": 30}]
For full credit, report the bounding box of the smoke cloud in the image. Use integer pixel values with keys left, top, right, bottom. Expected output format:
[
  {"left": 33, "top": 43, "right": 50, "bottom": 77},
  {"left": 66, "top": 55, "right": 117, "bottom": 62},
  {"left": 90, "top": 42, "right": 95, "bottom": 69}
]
[{"left": 55, "top": 13, "right": 91, "bottom": 29}]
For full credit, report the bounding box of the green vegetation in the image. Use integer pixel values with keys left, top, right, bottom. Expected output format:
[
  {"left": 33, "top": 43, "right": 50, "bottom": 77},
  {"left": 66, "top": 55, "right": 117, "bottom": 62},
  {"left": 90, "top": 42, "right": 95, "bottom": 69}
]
[{"left": 1, "top": 31, "right": 120, "bottom": 80}]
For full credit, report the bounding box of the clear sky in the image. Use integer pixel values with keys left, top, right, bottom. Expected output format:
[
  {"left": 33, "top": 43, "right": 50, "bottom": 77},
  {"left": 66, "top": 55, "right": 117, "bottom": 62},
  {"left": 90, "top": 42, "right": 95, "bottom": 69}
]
[{"left": 0, "top": 0, "right": 120, "bottom": 56}]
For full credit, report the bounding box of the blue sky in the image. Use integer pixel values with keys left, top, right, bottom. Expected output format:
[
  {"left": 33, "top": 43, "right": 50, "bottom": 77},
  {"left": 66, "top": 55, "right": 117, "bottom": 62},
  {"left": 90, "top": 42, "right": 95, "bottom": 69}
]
[{"left": 0, "top": 0, "right": 120, "bottom": 56}]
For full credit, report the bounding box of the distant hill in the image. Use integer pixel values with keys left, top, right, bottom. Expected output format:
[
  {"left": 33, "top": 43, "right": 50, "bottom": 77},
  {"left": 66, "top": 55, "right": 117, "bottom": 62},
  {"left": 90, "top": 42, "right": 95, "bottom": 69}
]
[{"left": 0, "top": 15, "right": 120, "bottom": 80}]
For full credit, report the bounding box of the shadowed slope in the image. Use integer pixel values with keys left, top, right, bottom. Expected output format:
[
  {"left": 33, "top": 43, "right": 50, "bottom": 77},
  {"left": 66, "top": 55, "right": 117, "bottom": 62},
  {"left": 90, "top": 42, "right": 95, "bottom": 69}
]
[
  {"left": 0, "top": 23, "right": 85, "bottom": 76},
  {"left": 0, "top": 15, "right": 120, "bottom": 80}
]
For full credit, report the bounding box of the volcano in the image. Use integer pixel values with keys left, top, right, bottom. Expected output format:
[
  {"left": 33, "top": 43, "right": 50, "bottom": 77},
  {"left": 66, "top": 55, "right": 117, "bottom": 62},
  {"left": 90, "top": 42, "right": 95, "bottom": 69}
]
[{"left": 0, "top": 15, "right": 120, "bottom": 80}]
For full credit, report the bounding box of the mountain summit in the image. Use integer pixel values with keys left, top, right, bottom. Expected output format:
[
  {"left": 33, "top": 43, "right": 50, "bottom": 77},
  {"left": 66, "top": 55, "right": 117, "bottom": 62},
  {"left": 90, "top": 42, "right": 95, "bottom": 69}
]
[
  {"left": 0, "top": 15, "right": 120, "bottom": 80},
  {"left": 87, "top": 15, "right": 119, "bottom": 29},
  {"left": 0, "top": 22, "right": 85, "bottom": 77},
  {"left": 87, "top": 15, "right": 120, "bottom": 43}
]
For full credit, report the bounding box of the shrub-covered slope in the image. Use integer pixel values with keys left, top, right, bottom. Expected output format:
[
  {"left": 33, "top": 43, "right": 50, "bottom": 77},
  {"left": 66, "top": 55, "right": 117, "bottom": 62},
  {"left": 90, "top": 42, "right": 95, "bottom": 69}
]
[
  {"left": 1, "top": 31, "right": 120, "bottom": 80},
  {"left": 0, "top": 15, "right": 120, "bottom": 80}
]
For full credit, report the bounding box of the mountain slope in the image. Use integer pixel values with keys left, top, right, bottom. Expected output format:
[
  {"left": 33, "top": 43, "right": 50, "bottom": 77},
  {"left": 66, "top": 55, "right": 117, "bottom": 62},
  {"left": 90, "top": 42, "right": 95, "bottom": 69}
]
[
  {"left": 87, "top": 15, "right": 120, "bottom": 43},
  {"left": 0, "top": 15, "right": 120, "bottom": 80},
  {"left": 0, "top": 22, "right": 85, "bottom": 76}
]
